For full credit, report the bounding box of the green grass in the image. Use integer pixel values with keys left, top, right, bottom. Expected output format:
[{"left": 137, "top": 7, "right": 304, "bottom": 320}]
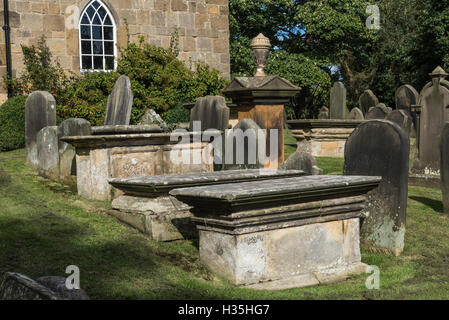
[{"left": 1, "top": 149, "right": 449, "bottom": 299}]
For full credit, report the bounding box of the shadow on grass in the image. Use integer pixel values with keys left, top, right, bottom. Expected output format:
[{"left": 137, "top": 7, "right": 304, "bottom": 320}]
[{"left": 409, "top": 196, "right": 444, "bottom": 214}]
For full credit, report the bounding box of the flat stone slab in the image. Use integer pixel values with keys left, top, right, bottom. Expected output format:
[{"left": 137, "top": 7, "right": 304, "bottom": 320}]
[
  {"left": 92, "top": 125, "right": 162, "bottom": 135},
  {"left": 110, "top": 169, "right": 304, "bottom": 196},
  {"left": 288, "top": 119, "right": 365, "bottom": 129},
  {"left": 171, "top": 175, "right": 381, "bottom": 204}
]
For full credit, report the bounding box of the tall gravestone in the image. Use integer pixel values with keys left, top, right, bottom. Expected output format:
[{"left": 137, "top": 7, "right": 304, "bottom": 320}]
[
  {"left": 413, "top": 67, "right": 449, "bottom": 174},
  {"left": 58, "top": 119, "right": 92, "bottom": 184},
  {"left": 36, "top": 126, "right": 59, "bottom": 181},
  {"left": 347, "top": 107, "right": 364, "bottom": 120},
  {"left": 104, "top": 75, "right": 133, "bottom": 126},
  {"left": 330, "top": 82, "right": 348, "bottom": 119},
  {"left": 189, "top": 96, "right": 230, "bottom": 131},
  {"left": 358, "top": 90, "right": 379, "bottom": 115},
  {"left": 25, "top": 91, "right": 56, "bottom": 169},
  {"left": 440, "top": 122, "right": 449, "bottom": 214},
  {"left": 344, "top": 120, "right": 409, "bottom": 256}
]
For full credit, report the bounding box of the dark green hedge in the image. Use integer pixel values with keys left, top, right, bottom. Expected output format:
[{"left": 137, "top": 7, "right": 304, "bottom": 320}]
[{"left": 0, "top": 96, "right": 27, "bottom": 151}]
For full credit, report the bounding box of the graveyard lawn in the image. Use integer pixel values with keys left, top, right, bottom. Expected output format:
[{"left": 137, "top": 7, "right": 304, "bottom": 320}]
[{"left": 1, "top": 149, "right": 449, "bottom": 300}]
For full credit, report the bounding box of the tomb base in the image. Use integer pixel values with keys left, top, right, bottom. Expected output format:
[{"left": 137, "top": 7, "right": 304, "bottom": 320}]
[
  {"left": 197, "top": 218, "right": 366, "bottom": 288},
  {"left": 288, "top": 120, "right": 364, "bottom": 158}
]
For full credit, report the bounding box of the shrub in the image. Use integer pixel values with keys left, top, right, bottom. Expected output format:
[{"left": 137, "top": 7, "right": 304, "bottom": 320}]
[
  {"left": 3, "top": 36, "right": 71, "bottom": 98},
  {"left": 164, "top": 102, "right": 191, "bottom": 124},
  {"left": 0, "top": 96, "right": 27, "bottom": 151}
]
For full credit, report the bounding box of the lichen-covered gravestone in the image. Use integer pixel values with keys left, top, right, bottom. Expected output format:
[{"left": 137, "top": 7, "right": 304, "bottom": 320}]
[
  {"left": 412, "top": 67, "right": 449, "bottom": 174},
  {"left": 25, "top": 91, "right": 56, "bottom": 169},
  {"left": 104, "top": 75, "right": 133, "bottom": 125},
  {"left": 358, "top": 90, "right": 379, "bottom": 115},
  {"left": 365, "top": 103, "right": 391, "bottom": 120},
  {"left": 440, "top": 122, "right": 449, "bottom": 214},
  {"left": 330, "top": 82, "right": 348, "bottom": 119},
  {"left": 281, "top": 151, "right": 323, "bottom": 175},
  {"left": 58, "top": 118, "right": 92, "bottom": 184},
  {"left": 138, "top": 108, "right": 168, "bottom": 129},
  {"left": 36, "top": 126, "right": 59, "bottom": 181},
  {"left": 189, "top": 96, "right": 230, "bottom": 131},
  {"left": 347, "top": 107, "right": 364, "bottom": 120},
  {"left": 344, "top": 120, "right": 409, "bottom": 256}
]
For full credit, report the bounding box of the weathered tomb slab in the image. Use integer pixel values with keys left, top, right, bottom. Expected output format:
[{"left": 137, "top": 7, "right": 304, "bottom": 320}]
[
  {"left": 104, "top": 75, "right": 133, "bottom": 126},
  {"left": 109, "top": 169, "right": 304, "bottom": 241},
  {"left": 170, "top": 175, "right": 381, "bottom": 289},
  {"left": 25, "top": 91, "right": 56, "bottom": 169},
  {"left": 288, "top": 120, "right": 364, "bottom": 158},
  {"left": 344, "top": 120, "right": 409, "bottom": 256},
  {"left": 91, "top": 125, "right": 162, "bottom": 135}
]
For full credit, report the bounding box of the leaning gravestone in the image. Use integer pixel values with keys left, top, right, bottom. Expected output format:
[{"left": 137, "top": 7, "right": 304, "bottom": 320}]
[
  {"left": 440, "top": 122, "right": 449, "bottom": 214},
  {"left": 104, "top": 75, "right": 133, "bottom": 125},
  {"left": 224, "top": 118, "right": 264, "bottom": 170},
  {"left": 413, "top": 66, "right": 449, "bottom": 174},
  {"left": 281, "top": 151, "right": 323, "bottom": 175},
  {"left": 347, "top": 107, "right": 364, "bottom": 120},
  {"left": 318, "top": 106, "right": 329, "bottom": 119},
  {"left": 386, "top": 110, "right": 414, "bottom": 136},
  {"left": 36, "top": 126, "right": 59, "bottom": 181},
  {"left": 58, "top": 119, "right": 92, "bottom": 184},
  {"left": 25, "top": 91, "right": 56, "bottom": 169},
  {"left": 344, "top": 120, "right": 409, "bottom": 256},
  {"left": 189, "top": 96, "right": 230, "bottom": 131},
  {"left": 365, "top": 103, "right": 391, "bottom": 120},
  {"left": 358, "top": 89, "right": 379, "bottom": 115},
  {"left": 330, "top": 81, "right": 348, "bottom": 119}
]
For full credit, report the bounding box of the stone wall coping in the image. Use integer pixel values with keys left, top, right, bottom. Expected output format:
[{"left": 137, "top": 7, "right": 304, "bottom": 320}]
[
  {"left": 109, "top": 169, "right": 305, "bottom": 196},
  {"left": 61, "top": 131, "right": 220, "bottom": 149},
  {"left": 288, "top": 119, "right": 366, "bottom": 129},
  {"left": 170, "top": 175, "right": 381, "bottom": 207},
  {"left": 92, "top": 125, "right": 163, "bottom": 135}
]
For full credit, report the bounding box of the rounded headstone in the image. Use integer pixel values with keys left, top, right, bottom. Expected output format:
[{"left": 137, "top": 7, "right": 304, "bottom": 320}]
[
  {"left": 25, "top": 91, "right": 57, "bottom": 168},
  {"left": 281, "top": 151, "right": 323, "bottom": 175},
  {"left": 344, "top": 120, "right": 409, "bottom": 256},
  {"left": 395, "top": 85, "right": 419, "bottom": 112},
  {"left": 347, "top": 107, "right": 364, "bottom": 120},
  {"left": 386, "top": 110, "right": 414, "bottom": 136},
  {"left": 36, "top": 126, "right": 59, "bottom": 181},
  {"left": 358, "top": 90, "right": 379, "bottom": 115},
  {"left": 190, "top": 96, "right": 230, "bottom": 131},
  {"left": 318, "top": 106, "right": 329, "bottom": 119},
  {"left": 365, "top": 103, "right": 390, "bottom": 120}
]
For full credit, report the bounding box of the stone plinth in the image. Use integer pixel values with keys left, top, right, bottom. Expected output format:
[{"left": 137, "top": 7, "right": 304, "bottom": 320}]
[
  {"left": 61, "top": 131, "right": 214, "bottom": 201},
  {"left": 170, "top": 175, "right": 381, "bottom": 289},
  {"left": 109, "top": 169, "right": 304, "bottom": 241},
  {"left": 223, "top": 76, "right": 301, "bottom": 169},
  {"left": 288, "top": 120, "right": 364, "bottom": 158}
]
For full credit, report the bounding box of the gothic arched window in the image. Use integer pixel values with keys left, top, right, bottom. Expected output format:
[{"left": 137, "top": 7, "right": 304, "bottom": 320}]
[{"left": 79, "top": 0, "right": 117, "bottom": 71}]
